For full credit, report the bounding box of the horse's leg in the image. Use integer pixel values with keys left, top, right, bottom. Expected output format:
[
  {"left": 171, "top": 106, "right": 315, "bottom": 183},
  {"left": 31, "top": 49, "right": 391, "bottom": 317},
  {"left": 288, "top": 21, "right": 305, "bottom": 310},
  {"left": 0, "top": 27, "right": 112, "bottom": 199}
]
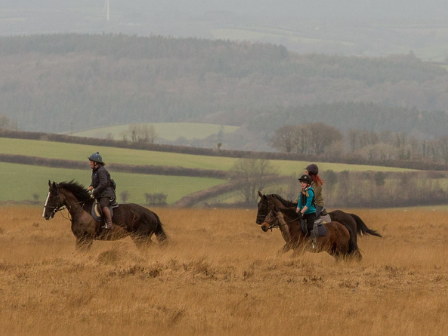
[
  {"left": 75, "top": 236, "right": 93, "bottom": 251},
  {"left": 131, "top": 234, "right": 154, "bottom": 251},
  {"left": 329, "top": 212, "right": 359, "bottom": 253},
  {"left": 290, "top": 238, "right": 307, "bottom": 257},
  {"left": 291, "top": 246, "right": 306, "bottom": 258},
  {"left": 153, "top": 217, "right": 168, "bottom": 246},
  {"left": 277, "top": 243, "right": 292, "bottom": 255}
]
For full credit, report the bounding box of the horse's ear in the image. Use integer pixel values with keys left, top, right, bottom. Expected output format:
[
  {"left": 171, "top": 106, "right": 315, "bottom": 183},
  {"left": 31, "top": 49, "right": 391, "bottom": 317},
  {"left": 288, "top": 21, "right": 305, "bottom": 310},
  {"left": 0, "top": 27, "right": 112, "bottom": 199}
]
[
  {"left": 258, "top": 191, "right": 263, "bottom": 197},
  {"left": 48, "top": 180, "right": 51, "bottom": 187}
]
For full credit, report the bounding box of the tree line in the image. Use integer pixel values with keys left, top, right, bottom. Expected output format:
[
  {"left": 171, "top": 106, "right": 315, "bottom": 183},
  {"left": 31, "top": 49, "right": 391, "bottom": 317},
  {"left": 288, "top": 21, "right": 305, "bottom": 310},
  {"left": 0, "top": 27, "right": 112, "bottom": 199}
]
[
  {"left": 284, "top": 170, "right": 448, "bottom": 208},
  {"left": 269, "top": 122, "right": 448, "bottom": 165}
]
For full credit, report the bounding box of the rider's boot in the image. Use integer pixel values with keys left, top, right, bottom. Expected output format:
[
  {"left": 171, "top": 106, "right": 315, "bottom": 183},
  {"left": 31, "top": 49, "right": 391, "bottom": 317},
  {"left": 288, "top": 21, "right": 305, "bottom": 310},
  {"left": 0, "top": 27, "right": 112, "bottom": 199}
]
[
  {"left": 311, "top": 224, "right": 318, "bottom": 249},
  {"left": 101, "top": 207, "right": 114, "bottom": 229}
]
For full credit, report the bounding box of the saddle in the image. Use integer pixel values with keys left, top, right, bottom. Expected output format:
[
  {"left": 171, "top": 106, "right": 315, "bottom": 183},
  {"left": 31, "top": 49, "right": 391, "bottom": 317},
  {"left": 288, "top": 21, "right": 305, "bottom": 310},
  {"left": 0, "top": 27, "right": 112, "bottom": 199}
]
[
  {"left": 316, "top": 207, "right": 332, "bottom": 224},
  {"left": 91, "top": 199, "right": 119, "bottom": 222},
  {"left": 300, "top": 218, "right": 328, "bottom": 237}
]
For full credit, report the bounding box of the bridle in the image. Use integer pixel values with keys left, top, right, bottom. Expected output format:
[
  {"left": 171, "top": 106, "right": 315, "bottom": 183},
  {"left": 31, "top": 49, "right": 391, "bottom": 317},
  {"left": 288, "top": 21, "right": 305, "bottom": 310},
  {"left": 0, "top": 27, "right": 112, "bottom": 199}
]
[
  {"left": 262, "top": 210, "right": 300, "bottom": 231},
  {"left": 43, "top": 191, "right": 66, "bottom": 217},
  {"left": 43, "top": 184, "right": 88, "bottom": 220}
]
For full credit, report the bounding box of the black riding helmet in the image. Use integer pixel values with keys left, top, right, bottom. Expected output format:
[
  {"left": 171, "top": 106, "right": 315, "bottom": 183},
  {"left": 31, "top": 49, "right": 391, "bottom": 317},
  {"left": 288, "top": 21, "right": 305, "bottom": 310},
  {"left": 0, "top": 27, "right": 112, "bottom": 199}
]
[
  {"left": 298, "top": 174, "right": 312, "bottom": 185},
  {"left": 305, "top": 163, "right": 319, "bottom": 175}
]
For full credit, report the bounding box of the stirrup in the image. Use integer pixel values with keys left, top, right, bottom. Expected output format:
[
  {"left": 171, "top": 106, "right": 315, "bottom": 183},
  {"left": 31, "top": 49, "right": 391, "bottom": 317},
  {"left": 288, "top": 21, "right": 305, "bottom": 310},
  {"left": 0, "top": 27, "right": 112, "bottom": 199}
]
[{"left": 102, "top": 223, "right": 113, "bottom": 229}]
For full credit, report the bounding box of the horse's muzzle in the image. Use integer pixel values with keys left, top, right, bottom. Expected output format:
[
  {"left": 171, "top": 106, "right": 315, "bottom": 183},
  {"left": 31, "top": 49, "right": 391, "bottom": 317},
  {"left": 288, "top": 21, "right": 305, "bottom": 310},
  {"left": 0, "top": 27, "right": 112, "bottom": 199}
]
[
  {"left": 43, "top": 211, "right": 55, "bottom": 220},
  {"left": 261, "top": 222, "right": 270, "bottom": 232}
]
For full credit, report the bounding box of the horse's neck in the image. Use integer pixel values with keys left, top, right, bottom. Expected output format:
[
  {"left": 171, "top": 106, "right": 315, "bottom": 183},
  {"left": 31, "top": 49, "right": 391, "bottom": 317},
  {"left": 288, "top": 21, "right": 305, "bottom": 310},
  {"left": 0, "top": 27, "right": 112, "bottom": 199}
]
[
  {"left": 270, "top": 195, "right": 296, "bottom": 209},
  {"left": 275, "top": 212, "right": 293, "bottom": 242},
  {"left": 277, "top": 210, "right": 304, "bottom": 238},
  {"left": 61, "top": 190, "right": 84, "bottom": 217}
]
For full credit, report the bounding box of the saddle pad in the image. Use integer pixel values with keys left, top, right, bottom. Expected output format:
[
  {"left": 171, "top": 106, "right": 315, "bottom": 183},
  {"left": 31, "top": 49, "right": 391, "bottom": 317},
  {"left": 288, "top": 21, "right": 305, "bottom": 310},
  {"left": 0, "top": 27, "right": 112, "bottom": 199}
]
[
  {"left": 316, "top": 224, "right": 327, "bottom": 237},
  {"left": 91, "top": 201, "right": 102, "bottom": 222},
  {"left": 91, "top": 200, "right": 118, "bottom": 222}
]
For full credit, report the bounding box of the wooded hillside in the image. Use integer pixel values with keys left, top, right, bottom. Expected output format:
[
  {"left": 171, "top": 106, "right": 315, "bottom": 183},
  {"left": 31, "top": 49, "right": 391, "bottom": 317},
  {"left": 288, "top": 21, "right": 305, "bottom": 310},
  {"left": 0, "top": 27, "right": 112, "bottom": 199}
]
[{"left": 1, "top": 34, "right": 448, "bottom": 150}]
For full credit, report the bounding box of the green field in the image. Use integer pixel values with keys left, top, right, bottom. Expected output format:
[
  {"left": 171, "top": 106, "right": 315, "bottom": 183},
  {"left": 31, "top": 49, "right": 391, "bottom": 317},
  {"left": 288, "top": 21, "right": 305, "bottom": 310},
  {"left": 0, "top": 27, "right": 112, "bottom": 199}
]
[
  {"left": 0, "top": 137, "right": 412, "bottom": 176},
  {"left": 0, "top": 136, "right": 417, "bottom": 204},
  {"left": 0, "top": 162, "right": 224, "bottom": 205},
  {"left": 69, "top": 123, "right": 239, "bottom": 141}
]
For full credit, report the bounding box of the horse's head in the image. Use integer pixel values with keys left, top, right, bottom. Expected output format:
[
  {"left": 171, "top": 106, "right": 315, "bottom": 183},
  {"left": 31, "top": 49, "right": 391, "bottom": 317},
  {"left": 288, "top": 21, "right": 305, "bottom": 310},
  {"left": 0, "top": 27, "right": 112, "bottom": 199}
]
[
  {"left": 256, "top": 191, "right": 271, "bottom": 224},
  {"left": 257, "top": 192, "right": 294, "bottom": 224},
  {"left": 42, "top": 181, "right": 65, "bottom": 220},
  {"left": 260, "top": 206, "right": 280, "bottom": 232}
]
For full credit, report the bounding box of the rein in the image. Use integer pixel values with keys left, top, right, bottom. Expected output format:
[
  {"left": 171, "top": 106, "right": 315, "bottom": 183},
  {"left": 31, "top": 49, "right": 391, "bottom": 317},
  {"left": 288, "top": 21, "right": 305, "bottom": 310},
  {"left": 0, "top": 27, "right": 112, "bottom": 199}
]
[
  {"left": 264, "top": 213, "right": 300, "bottom": 231},
  {"left": 44, "top": 191, "right": 85, "bottom": 221}
]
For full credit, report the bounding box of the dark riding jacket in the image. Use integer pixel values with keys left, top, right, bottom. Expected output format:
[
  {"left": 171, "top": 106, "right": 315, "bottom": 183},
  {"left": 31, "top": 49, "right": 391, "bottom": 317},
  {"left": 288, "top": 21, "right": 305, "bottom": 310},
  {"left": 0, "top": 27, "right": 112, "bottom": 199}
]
[{"left": 90, "top": 165, "right": 115, "bottom": 199}]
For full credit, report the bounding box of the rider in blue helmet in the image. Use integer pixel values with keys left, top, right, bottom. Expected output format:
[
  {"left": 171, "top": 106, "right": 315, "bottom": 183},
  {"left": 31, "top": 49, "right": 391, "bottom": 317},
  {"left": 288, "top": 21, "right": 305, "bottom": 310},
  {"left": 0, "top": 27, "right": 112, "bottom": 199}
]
[{"left": 87, "top": 152, "right": 115, "bottom": 229}]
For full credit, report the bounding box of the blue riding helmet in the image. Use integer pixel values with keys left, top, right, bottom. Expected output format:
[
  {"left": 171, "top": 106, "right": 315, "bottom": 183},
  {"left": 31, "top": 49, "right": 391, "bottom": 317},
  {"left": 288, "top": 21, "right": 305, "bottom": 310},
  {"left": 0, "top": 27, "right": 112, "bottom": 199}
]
[{"left": 88, "top": 152, "right": 103, "bottom": 164}]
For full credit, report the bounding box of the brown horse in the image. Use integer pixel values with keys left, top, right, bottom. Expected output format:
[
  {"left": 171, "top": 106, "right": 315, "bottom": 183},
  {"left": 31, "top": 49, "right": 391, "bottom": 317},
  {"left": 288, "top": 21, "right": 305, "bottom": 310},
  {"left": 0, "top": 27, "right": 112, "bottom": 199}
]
[
  {"left": 43, "top": 181, "right": 168, "bottom": 250},
  {"left": 256, "top": 192, "right": 381, "bottom": 253},
  {"left": 261, "top": 206, "right": 362, "bottom": 261}
]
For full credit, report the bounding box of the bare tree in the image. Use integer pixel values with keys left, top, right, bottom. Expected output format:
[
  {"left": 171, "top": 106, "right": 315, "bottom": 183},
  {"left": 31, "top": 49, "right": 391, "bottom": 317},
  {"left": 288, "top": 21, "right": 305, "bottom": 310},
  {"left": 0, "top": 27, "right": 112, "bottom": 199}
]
[
  {"left": 0, "top": 115, "right": 17, "bottom": 130},
  {"left": 231, "top": 157, "right": 278, "bottom": 204},
  {"left": 308, "top": 122, "right": 343, "bottom": 154},
  {"left": 437, "top": 136, "right": 448, "bottom": 163},
  {"left": 146, "top": 125, "right": 158, "bottom": 144},
  {"left": 294, "top": 125, "right": 312, "bottom": 154},
  {"left": 356, "top": 143, "right": 397, "bottom": 161},
  {"left": 347, "top": 129, "right": 360, "bottom": 152},
  {"left": 125, "top": 124, "right": 158, "bottom": 143},
  {"left": 269, "top": 125, "right": 297, "bottom": 153}
]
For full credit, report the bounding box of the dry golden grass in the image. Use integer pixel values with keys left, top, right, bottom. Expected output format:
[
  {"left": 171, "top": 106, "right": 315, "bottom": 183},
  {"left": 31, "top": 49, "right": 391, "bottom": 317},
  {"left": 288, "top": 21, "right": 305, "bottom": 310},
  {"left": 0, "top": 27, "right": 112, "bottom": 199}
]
[{"left": 0, "top": 206, "right": 447, "bottom": 335}]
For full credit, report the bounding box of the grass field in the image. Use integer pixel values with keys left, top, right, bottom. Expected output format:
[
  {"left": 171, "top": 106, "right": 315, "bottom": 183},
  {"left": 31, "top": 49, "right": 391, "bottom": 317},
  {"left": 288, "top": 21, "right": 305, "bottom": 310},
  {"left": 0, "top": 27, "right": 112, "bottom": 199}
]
[
  {"left": 0, "top": 136, "right": 418, "bottom": 204},
  {"left": 69, "top": 123, "right": 240, "bottom": 141},
  {"left": 0, "top": 137, "right": 412, "bottom": 175},
  {"left": 0, "top": 162, "right": 224, "bottom": 204},
  {"left": 0, "top": 207, "right": 446, "bottom": 335}
]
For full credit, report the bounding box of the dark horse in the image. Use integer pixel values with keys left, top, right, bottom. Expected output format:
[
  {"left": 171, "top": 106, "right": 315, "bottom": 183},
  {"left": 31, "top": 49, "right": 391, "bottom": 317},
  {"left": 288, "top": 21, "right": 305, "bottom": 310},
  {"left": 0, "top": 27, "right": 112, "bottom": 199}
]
[
  {"left": 43, "top": 181, "right": 168, "bottom": 250},
  {"left": 256, "top": 192, "right": 381, "bottom": 254},
  {"left": 261, "top": 206, "right": 361, "bottom": 261}
]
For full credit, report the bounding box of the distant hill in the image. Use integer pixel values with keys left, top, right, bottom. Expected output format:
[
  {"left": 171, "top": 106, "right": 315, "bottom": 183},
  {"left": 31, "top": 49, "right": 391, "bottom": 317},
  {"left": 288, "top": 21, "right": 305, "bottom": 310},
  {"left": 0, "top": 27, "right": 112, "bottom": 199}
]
[
  {"left": 1, "top": 34, "right": 448, "bottom": 150},
  {"left": 1, "top": 1, "right": 448, "bottom": 61}
]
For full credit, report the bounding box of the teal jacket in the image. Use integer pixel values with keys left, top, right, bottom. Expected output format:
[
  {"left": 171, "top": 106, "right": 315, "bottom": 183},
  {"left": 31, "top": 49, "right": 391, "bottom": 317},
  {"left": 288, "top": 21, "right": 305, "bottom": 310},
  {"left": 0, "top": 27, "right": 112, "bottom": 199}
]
[{"left": 297, "top": 186, "right": 316, "bottom": 214}]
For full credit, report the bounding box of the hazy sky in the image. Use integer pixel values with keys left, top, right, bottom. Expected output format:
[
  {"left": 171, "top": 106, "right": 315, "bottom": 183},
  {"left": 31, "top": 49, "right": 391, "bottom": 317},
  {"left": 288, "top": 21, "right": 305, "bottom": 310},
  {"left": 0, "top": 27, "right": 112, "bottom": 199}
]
[
  {"left": 1, "top": 0, "right": 448, "bottom": 19},
  {"left": 1, "top": 0, "right": 447, "bottom": 61}
]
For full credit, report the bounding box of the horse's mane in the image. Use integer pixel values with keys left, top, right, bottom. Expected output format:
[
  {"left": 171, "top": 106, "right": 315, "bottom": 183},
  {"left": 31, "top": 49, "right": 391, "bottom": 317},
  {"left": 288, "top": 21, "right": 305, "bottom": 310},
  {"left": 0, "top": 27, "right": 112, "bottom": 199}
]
[
  {"left": 276, "top": 206, "right": 299, "bottom": 220},
  {"left": 58, "top": 180, "right": 91, "bottom": 202},
  {"left": 266, "top": 194, "right": 297, "bottom": 207}
]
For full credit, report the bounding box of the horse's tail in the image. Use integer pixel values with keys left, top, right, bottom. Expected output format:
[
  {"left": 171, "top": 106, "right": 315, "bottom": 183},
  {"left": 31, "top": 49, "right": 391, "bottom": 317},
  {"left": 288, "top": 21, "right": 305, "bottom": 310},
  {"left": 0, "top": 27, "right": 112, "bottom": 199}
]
[
  {"left": 349, "top": 247, "right": 363, "bottom": 261},
  {"left": 153, "top": 212, "right": 168, "bottom": 244},
  {"left": 349, "top": 213, "right": 382, "bottom": 237},
  {"left": 346, "top": 226, "right": 362, "bottom": 260}
]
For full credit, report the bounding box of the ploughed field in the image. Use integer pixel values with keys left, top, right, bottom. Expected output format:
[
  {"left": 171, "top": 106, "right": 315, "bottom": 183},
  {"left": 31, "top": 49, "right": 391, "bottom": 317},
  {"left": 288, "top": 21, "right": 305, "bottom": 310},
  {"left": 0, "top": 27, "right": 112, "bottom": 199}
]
[{"left": 0, "top": 207, "right": 447, "bottom": 335}]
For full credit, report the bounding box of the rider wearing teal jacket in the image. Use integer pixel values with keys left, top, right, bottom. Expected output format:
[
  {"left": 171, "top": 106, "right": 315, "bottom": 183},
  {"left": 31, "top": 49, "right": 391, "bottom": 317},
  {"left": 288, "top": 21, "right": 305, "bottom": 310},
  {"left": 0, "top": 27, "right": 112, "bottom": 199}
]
[{"left": 296, "top": 174, "right": 316, "bottom": 235}]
